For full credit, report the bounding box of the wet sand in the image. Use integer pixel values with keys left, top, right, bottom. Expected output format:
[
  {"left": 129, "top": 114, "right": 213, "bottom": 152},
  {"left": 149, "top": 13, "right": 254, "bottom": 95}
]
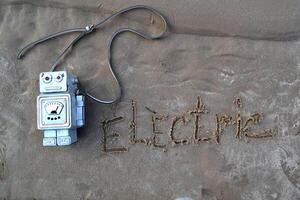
[{"left": 0, "top": 1, "right": 300, "bottom": 199}]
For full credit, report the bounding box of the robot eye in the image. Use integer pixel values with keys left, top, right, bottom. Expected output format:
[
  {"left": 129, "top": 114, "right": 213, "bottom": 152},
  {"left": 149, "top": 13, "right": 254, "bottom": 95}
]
[
  {"left": 43, "top": 74, "right": 52, "bottom": 83},
  {"left": 55, "top": 74, "right": 64, "bottom": 82}
]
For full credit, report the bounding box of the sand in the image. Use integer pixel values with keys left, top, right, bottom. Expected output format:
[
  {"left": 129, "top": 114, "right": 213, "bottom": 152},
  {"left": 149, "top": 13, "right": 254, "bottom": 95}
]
[{"left": 0, "top": 1, "right": 300, "bottom": 199}]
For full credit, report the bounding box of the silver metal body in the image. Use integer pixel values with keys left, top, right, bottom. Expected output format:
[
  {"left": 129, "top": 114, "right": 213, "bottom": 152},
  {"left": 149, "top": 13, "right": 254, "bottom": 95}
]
[{"left": 37, "top": 71, "right": 84, "bottom": 146}]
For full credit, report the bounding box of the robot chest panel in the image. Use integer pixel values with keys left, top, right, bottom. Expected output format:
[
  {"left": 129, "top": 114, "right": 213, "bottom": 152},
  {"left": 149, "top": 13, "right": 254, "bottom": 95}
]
[{"left": 37, "top": 94, "right": 72, "bottom": 129}]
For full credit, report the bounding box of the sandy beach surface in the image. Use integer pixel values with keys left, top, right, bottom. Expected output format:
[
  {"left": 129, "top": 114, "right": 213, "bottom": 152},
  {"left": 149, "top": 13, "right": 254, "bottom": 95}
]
[{"left": 0, "top": 1, "right": 300, "bottom": 199}]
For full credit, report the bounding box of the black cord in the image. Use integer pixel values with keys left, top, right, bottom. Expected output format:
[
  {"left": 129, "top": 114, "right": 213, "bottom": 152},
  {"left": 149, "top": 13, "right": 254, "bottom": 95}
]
[{"left": 17, "top": 5, "right": 168, "bottom": 104}]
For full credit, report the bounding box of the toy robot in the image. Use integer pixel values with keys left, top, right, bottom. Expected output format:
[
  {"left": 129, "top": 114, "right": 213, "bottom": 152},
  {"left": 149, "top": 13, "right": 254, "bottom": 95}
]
[
  {"left": 37, "top": 71, "right": 84, "bottom": 146},
  {"left": 17, "top": 5, "right": 168, "bottom": 147}
]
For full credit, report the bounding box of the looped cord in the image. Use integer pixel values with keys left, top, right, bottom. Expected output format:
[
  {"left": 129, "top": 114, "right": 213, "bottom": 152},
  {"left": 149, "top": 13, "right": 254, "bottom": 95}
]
[{"left": 17, "top": 5, "right": 168, "bottom": 104}]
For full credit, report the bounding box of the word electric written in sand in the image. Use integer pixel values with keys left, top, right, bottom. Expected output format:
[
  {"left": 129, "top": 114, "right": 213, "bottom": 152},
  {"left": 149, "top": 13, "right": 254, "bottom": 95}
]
[{"left": 101, "top": 97, "right": 276, "bottom": 152}]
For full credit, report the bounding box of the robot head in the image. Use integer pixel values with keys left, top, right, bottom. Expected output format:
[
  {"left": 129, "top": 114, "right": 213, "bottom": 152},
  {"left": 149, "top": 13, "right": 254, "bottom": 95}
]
[{"left": 39, "top": 71, "right": 68, "bottom": 93}]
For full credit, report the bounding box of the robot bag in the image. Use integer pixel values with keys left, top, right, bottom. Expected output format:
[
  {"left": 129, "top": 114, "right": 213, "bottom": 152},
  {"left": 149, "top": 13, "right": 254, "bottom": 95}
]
[
  {"left": 17, "top": 5, "right": 168, "bottom": 146},
  {"left": 37, "top": 71, "right": 84, "bottom": 146}
]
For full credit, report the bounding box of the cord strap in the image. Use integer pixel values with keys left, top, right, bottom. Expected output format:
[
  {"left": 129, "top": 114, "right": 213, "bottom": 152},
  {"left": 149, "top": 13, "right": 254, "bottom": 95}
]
[{"left": 17, "top": 5, "right": 168, "bottom": 104}]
